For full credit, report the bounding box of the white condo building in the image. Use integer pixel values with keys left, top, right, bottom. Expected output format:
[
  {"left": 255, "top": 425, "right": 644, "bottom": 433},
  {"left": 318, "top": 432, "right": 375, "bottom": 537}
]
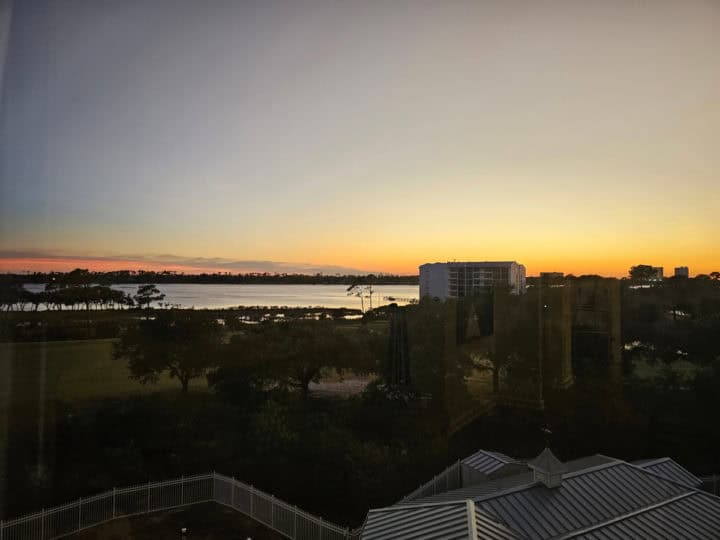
[{"left": 419, "top": 261, "right": 527, "bottom": 299}]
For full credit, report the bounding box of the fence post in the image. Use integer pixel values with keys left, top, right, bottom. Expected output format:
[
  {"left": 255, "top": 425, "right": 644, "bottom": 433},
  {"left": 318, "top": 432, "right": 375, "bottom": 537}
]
[
  {"left": 318, "top": 517, "right": 323, "bottom": 540},
  {"left": 0, "top": 519, "right": 3, "bottom": 540},
  {"left": 271, "top": 495, "right": 275, "bottom": 528},
  {"left": 41, "top": 508, "right": 45, "bottom": 540},
  {"left": 78, "top": 497, "right": 82, "bottom": 530},
  {"left": 250, "top": 485, "right": 254, "bottom": 516},
  {"left": 231, "top": 477, "right": 235, "bottom": 507},
  {"left": 181, "top": 476, "right": 184, "bottom": 505},
  {"left": 147, "top": 481, "right": 151, "bottom": 513},
  {"left": 112, "top": 487, "right": 116, "bottom": 519},
  {"left": 212, "top": 471, "right": 216, "bottom": 500}
]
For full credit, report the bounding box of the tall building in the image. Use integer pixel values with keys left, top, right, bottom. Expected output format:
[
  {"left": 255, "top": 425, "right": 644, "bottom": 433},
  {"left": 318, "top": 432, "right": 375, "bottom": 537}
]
[
  {"left": 651, "top": 266, "right": 664, "bottom": 281},
  {"left": 675, "top": 266, "right": 689, "bottom": 278},
  {"left": 419, "top": 261, "right": 526, "bottom": 299}
]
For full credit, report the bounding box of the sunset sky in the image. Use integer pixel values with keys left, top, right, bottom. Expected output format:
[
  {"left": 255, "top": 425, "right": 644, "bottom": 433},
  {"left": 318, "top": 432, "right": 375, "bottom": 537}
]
[{"left": 1, "top": 0, "right": 718, "bottom": 276}]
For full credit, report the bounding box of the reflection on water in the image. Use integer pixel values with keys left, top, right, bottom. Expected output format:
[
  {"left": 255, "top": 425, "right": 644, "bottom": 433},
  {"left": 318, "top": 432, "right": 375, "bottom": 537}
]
[{"left": 22, "top": 284, "right": 419, "bottom": 310}]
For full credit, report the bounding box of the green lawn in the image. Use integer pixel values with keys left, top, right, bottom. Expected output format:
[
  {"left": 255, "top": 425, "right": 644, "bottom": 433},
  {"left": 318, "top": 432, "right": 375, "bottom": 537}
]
[{"left": 0, "top": 339, "right": 206, "bottom": 409}]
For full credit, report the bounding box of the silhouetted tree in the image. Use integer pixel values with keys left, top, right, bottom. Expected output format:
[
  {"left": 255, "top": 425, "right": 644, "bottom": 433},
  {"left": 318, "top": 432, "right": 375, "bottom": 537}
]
[
  {"left": 386, "top": 304, "right": 411, "bottom": 387},
  {"left": 114, "top": 310, "right": 222, "bottom": 392},
  {"left": 271, "top": 321, "right": 356, "bottom": 399},
  {"left": 629, "top": 265, "right": 656, "bottom": 281},
  {"left": 220, "top": 320, "right": 375, "bottom": 400},
  {"left": 402, "top": 300, "right": 475, "bottom": 408},
  {"left": 207, "top": 331, "right": 278, "bottom": 407},
  {"left": 133, "top": 284, "right": 165, "bottom": 314},
  {"left": 0, "top": 282, "right": 26, "bottom": 311}
]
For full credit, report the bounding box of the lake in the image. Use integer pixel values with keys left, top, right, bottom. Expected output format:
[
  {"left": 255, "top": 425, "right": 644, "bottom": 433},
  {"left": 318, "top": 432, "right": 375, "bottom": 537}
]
[{"left": 22, "top": 283, "right": 419, "bottom": 310}]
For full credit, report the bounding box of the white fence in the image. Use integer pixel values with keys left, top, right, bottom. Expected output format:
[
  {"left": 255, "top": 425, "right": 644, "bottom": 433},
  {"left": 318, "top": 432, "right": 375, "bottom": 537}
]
[
  {"left": 0, "top": 472, "right": 362, "bottom": 540},
  {"left": 397, "top": 460, "right": 462, "bottom": 503}
]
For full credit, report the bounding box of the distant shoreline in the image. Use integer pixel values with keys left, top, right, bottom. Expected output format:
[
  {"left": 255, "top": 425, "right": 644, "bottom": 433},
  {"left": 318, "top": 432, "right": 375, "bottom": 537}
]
[{"left": 1, "top": 271, "right": 419, "bottom": 286}]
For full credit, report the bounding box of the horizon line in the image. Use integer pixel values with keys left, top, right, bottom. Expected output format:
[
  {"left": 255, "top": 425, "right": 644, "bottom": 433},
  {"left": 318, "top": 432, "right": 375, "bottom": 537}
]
[{"left": 1, "top": 252, "right": 716, "bottom": 279}]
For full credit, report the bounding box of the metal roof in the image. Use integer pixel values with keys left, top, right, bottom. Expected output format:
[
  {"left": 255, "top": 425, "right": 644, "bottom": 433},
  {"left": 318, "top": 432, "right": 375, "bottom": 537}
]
[
  {"left": 412, "top": 472, "right": 535, "bottom": 504},
  {"left": 361, "top": 499, "right": 523, "bottom": 540},
  {"left": 562, "top": 491, "right": 720, "bottom": 539},
  {"left": 462, "top": 449, "right": 520, "bottom": 474},
  {"left": 633, "top": 457, "right": 702, "bottom": 488},
  {"left": 362, "top": 501, "right": 473, "bottom": 540},
  {"left": 528, "top": 448, "right": 567, "bottom": 475},
  {"left": 560, "top": 455, "right": 617, "bottom": 474},
  {"left": 475, "top": 506, "right": 523, "bottom": 539},
  {"left": 474, "top": 462, "right": 689, "bottom": 539},
  {"left": 363, "top": 449, "right": 719, "bottom": 539}
]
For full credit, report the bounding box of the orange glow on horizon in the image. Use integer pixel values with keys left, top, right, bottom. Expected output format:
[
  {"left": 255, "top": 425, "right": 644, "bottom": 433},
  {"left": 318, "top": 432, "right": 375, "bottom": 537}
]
[
  {"left": 1, "top": 255, "right": 718, "bottom": 278},
  {"left": 0, "top": 258, "right": 226, "bottom": 275}
]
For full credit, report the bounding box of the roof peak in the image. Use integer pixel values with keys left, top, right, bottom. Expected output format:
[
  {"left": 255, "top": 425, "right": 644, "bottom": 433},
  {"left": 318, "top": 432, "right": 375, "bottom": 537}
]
[{"left": 528, "top": 447, "right": 567, "bottom": 475}]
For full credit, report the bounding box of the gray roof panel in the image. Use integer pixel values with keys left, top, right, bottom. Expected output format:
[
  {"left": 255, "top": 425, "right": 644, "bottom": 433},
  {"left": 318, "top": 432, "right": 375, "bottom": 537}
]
[
  {"left": 363, "top": 500, "right": 526, "bottom": 540},
  {"left": 633, "top": 458, "right": 702, "bottom": 488},
  {"left": 561, "top": 455, "right": 617, "bottom": 474},
  {"left": 475, "top": 463, "right": 690, "bottom": 539},
  {"left": 463, "top": 450, "right": 519, "bottom": 474},
  {"left": 411, "top": 472, "right": 535, "bottom": 504},
  {"left": 362, "top": 501, "right": 472, "bottom": 540},
  {"left": 568, "top": 491, "right": 720, "bottom": 539},
  {"left": 366, "top": 450, "right": 719, "bottom": 539},
  {"left": 475, "top": 507, "right": 523, "bottom": 539}
]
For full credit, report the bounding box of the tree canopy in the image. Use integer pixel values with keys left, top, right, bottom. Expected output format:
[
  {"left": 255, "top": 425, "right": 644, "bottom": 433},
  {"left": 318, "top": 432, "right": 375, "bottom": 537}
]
[
  {"left": 134, "top": 284, "right": 165, "bottom": 311},
  {"left": 211, "top": 319, "right": 380, "bottom": 400},
  {"left": 114, "top": 310, "right": 223, "bottom": 392},
  {"left": 629, "top": 264, "right": 658, "bottom": 281}
]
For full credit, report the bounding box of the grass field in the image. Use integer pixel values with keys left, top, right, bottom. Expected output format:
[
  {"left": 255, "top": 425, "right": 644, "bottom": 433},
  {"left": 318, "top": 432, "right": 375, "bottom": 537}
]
[{"left": 0, "top": 339, "right": 206, "bottom": 410}]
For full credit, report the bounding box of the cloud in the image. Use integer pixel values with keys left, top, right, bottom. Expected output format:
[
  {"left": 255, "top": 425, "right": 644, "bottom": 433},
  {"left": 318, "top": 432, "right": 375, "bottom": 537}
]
[{"left": 0, "top": 250, "right": 374, "bottom": 275}]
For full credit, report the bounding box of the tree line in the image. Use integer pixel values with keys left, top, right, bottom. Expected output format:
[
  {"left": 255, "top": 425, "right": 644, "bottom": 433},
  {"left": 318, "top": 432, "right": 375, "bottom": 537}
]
[
  {"left": 0, "top": 269, "right": 165, "bottom": 312},
  {"left": 0, "top": 283, "right": 131, "bottom": 312},
  {"left": 4, "top": 269, "right": 419, "bottom": 285},
  {"left": 114, "top": 310, "right": 384, "bottom": 394},
  {"left": 629, "top": 264, "right": 720, "bottom": 281}
]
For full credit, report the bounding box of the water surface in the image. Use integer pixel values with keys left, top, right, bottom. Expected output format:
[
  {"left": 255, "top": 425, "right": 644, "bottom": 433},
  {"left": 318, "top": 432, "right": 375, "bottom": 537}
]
[{"left": 23, "top": 283, "right": 419, "bottom": 310}]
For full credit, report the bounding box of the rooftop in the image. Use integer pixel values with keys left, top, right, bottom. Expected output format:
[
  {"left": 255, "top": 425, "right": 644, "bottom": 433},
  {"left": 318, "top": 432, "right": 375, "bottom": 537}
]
[
  {"left": 420, "top": 261, "right": 520, "bottom": 267},
  {"left": 360, "top": 448, "right": 719, "bottom": 539}
]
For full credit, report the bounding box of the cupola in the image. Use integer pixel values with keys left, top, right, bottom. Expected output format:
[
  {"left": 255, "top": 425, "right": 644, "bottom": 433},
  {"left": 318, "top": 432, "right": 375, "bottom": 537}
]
[{"left": 528, "top": 448, "right": 567, "bottom": 488}]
